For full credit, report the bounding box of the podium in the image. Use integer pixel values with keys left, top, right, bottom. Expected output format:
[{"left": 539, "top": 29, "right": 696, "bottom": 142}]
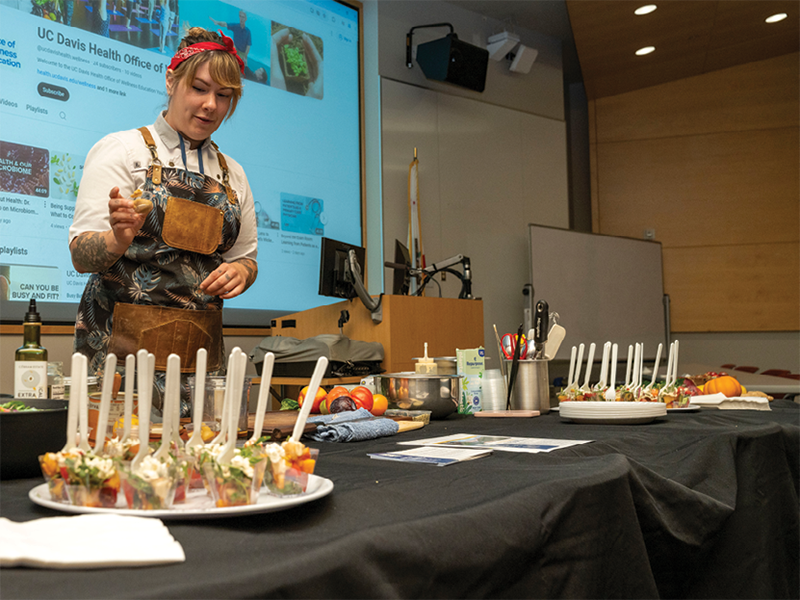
[{"left": 272, "top": 295, "right": 484, "bottom": 373}]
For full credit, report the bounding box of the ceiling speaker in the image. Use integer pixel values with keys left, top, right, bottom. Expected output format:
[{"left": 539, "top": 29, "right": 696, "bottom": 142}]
[{"left": 415, "top": 34, "right": 489, "bottom": 93}]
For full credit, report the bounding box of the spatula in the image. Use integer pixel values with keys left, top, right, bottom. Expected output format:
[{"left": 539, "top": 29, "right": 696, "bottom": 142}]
[
  {"left": 544, "top": 324, "right": 566, "bottom": 360},
  {"left": 249, "top": 352, "right": 275, "bottom": 444},
  {"left": 93, "top": 353, "right": 117, "bottom": 452}
]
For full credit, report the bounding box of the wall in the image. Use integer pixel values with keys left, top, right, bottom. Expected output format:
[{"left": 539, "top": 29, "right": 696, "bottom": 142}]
[{"left": 589, "top": 52, "right": 799, "bottom": 371}]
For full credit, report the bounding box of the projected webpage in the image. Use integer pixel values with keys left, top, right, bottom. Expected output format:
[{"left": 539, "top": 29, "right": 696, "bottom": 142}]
[{"left": 0, "top": 0, "right": 361, "bottom": 326}]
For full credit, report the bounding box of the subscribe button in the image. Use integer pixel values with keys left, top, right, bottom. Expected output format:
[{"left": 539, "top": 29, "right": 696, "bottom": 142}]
[{"left": 37, "top": 82, "right": 70, "bottom": 101}]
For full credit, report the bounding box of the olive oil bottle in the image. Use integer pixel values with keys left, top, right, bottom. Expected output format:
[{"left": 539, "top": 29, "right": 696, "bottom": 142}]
[{"left": 14, "top": 299, "right": 48, "bottom": 399}]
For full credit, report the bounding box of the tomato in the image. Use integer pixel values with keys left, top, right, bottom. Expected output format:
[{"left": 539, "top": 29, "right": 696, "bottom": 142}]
[
  {"left": 371, "top": 394, "right": 389, "bottom": 416},
  {"left": 298, "top": 385, "right": 328, "bottom": 414},
  {"left": 326, "top": 386, "right": 350, "bottom": 402},
  {"left": 349, "top": 386, "right": 374, "bottom": 412}
]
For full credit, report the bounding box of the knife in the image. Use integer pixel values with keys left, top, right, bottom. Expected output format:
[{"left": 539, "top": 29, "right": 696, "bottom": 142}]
[{"left": 533, "top": 300, "right": 548, "bottom": 359}]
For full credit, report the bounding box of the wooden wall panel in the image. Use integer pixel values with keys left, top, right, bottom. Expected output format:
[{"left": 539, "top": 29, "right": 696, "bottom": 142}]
[
  {"left": 595, "top": 127, "right": 799, "bottom": 245},
  {"left": 595, "top": 53, "right": 799, "bottom": 142},
  {"left": 589, "top": 54, "right": 799, "bottom": 333},
  {"left": 663, "top": 244, "right": 799, "bottom": 331}
]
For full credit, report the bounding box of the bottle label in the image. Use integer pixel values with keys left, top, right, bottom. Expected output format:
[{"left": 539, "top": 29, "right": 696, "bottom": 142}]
[
  {"left": 14, "top": 361, "right": 48, "bottom": 399},
  {"left": 50, "top": 383, "right": 66, "bottom": 400}
]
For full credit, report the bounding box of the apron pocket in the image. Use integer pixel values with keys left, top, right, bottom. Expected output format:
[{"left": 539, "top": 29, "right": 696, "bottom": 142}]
[
  {"left": 109, "top": 303, "right": 222, "bottom": 372},
  {"left": 162, "top": 196, "right": 223, "bottom": 255}
]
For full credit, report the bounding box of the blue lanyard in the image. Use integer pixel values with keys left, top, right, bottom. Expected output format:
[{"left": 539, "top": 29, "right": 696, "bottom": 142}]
[{"left": 178, "top": 135, "right": 205, "bottom": 175}]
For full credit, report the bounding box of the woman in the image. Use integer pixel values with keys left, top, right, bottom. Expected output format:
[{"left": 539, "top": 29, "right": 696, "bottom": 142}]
[{"left": 69, "top": 27, "right": 258, "bottom": 415}]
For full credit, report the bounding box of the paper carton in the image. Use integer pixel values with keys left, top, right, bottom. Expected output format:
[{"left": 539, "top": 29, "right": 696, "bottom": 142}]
[{"left": 456, "top": 347, "right": 485, "bottom": 414}]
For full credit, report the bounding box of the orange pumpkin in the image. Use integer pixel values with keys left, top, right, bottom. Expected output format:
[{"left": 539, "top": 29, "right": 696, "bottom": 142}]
[{"left": 704, "top": 375, "right": 742, "bottom": 397}]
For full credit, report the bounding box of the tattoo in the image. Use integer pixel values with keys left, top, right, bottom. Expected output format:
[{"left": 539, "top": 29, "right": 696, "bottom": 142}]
[
  {"left": 234, "top": 258, "right": 258, "bottom": 290},
  {"left": 72, "top": 232, "right": 122, "bottom": 273}
]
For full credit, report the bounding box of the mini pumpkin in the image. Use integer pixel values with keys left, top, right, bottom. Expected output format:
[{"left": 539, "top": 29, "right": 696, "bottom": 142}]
[{"left": 704, "top": 375, "right": 742, "bottom": 397}]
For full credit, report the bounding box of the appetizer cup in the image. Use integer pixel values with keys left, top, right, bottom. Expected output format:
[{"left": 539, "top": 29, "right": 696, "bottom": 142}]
[
  {"left": 263, "top": 442, "right": 319, "bottom": 497},
  {"left": 117, "top": 456, "right": 179, "bottom": 510},
  {"left": 202, "top": 453, "right": 266, "bottom": 508},
  {"left": 38, "top": 452, "right": 69, "bottom": 503},
  {"left": 65, "top": 478, "right": 120, "bottom": 508}
]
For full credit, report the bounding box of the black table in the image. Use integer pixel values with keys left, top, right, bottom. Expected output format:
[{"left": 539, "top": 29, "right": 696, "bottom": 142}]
[{"left": 2, "top": 402, "right": 798, "bottom": 599}]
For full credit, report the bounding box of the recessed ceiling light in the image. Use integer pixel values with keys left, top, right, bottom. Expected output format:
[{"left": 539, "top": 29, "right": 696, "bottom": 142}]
[
  {"left": 765, "top": 13, "right": 788, "bottom": 23},
  {"left": 635, "top": 46, "right": 656, "bottom": 56},
  {"left": 635, "top": 5, "right": 657, "bottom": 16}
]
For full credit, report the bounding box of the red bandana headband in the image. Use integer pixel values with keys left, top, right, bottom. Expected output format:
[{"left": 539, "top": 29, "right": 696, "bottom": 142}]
[{"left": 168, "top": 31, "right": 244, "bottom": 75}]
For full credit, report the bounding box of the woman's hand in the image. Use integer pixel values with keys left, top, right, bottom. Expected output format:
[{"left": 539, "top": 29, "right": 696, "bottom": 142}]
[
  {"left": 200, "top": 258, "right": 257, "bottom": 299},
  {"left": 108, "top": 186, "right": 146, "bottom": 253},
  {"left": 69, "top": 186, "right": 145, "bottom": 273}
]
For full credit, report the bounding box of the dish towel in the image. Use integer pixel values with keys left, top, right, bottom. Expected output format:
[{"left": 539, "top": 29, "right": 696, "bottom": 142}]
[
  {"left": 308, "top": 408, "right": 399, "bottom": 442},
  {"left": 0, "top": 514, "right": 185, "bottom": 569}
]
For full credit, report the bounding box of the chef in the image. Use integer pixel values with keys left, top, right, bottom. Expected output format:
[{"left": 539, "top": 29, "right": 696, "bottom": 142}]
[{"left": 68, "top": 27, "right": 258, "bottom": 416}]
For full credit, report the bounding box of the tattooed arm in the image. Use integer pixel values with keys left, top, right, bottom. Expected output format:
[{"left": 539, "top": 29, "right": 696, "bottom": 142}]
[
  {"left": 70, "top": 187, "right": 145, "bottom": 273},
  {"left": 200, "top": 257, "right": 258, "bottom": 300}
]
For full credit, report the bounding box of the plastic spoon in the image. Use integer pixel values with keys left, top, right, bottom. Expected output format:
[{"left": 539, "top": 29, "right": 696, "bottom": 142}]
[
  {"left": 93, "top": 353, "right": 117, "bottom": 452},
  {"left": 249, "top": 352, "right": 275, "bottom": 444},
  {"left": 121, "top": 354, "right": 135, "bottom": 442},
  {"left": 572, "top": 344, "right": 585, "bottom": 392},
  {"left": 218, "top": 349, "right": 247, "bottom": 465},
  {"left": 210, "top": 349, "right": 239, "bottom": 445},
  {"left": 61, "top": 353, "right": 83, "bottom": 451},
  {"left": 580, "top": 343, "right": 596, "bottom": 392},
  {"left": 597, "top": 342, "right": 611, "bottom": 389},
  {"left": 154, "top": 353, "right": 179, "bottom": 460},
  {"left": 624, "top": 345, "right": 633, "bottom": 388},
  {"left": 131, "top": 351, "right": 154, "bottom": 472},
  {"left": 291, "top": 356, "right": 329, "bottom": 443},
  {"left": 76, "top": 354, "right": 91, "bottom": 452},
  {"left": 664, "top": 342, "right": 675, "bottom": 389},
  {"left": 185, "top": 348, "right": 207, "bottom": 451},
  {"left": 672, "top": 340, "right": 680, "bottom": 386},
  {"left": 630, "top": 343, "right": 642, "bottom": 394},
  {"left": 644, "top": 343, "right": 663, "bottom": 392},
  {"left": 567, "top": 346, "right": 577, "bottom": 390},
  {"left": 605, "top": 344, "right": 619, "bottom": 401}
]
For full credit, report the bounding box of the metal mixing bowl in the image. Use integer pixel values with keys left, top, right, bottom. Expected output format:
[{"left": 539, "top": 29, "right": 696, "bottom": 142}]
[{"left": 375, "top": 373, "right": 461, "bottom": 419}]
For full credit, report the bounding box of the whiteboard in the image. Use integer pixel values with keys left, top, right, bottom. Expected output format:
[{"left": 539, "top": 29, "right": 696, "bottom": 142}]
[{"left": 529, "top": 225, "right": 667, "bottom": 360}]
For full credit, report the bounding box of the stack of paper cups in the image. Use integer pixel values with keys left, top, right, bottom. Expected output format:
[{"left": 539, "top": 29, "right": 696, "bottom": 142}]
[{"left": 481, "top": 369, "right": 507, "bottom": 411}]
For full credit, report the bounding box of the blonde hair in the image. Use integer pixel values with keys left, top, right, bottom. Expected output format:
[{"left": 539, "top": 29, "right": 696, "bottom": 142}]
[{"left": 168, "top": 27, "right": 243, "bottom": 119}]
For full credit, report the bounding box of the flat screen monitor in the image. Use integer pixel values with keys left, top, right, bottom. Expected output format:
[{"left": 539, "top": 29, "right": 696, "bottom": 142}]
[
  {"left": 318, "top": 236, "right": 365, "bottom": 300},
  {"left": 392, "top": 239, "right": 411, "bottom": 296},
  {"left": 0, "top": 0, "right": 362, "bottom": 327}
]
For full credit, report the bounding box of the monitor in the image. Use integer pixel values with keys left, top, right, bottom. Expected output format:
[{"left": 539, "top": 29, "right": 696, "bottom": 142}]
[{"left": 318, "top": 236, "right": 365, "bottom": 300}]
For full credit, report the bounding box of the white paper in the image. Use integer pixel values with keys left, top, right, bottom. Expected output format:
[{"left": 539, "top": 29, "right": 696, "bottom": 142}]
[
  {"left": 0, "top": 514, "right": 185, "bottom": 569},
  {"left": 398, "top": 433, "right": 593, "bottom": 453}
]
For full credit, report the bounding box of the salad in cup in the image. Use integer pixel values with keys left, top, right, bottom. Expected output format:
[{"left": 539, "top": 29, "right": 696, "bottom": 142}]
[
  {"left": 117, "top": 455, "right": 179, "bottom": 510},
  {"left": 202, "top": 444, "right": 267, "bottom": 507}
]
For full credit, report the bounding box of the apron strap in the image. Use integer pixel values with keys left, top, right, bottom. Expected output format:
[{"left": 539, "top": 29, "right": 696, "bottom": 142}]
[
  {"left": 138, "top": 126, "right": 163, "bottom": 185},
  {"left": 211, "top": 140, "right": 236, "bottom": 203}
]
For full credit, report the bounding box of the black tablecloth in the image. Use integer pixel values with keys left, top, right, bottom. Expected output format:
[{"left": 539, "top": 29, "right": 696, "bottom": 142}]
[{"left": 2, "top": 402, "right": 798, "bottom": 599}]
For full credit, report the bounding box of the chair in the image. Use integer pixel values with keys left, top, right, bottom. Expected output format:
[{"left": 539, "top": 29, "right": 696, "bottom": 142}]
[
  {"left": 761, "top": 369, "right": 791, "bottom": 377},
  {"left": 734, "top": 366, "right": 759, "bottom": 373},
  {"left": 720, "top": 363, "right": 736, "bottom": 369}
]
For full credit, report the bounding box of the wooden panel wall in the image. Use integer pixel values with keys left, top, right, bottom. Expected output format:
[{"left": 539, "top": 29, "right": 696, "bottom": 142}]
[{"left": 589, "top": 53, "right": 799, "bottom": 332}]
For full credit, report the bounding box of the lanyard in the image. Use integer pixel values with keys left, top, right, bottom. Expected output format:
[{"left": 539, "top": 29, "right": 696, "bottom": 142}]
[{"left": 178, "top": 135, "right": 205, "bottom": 175}]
